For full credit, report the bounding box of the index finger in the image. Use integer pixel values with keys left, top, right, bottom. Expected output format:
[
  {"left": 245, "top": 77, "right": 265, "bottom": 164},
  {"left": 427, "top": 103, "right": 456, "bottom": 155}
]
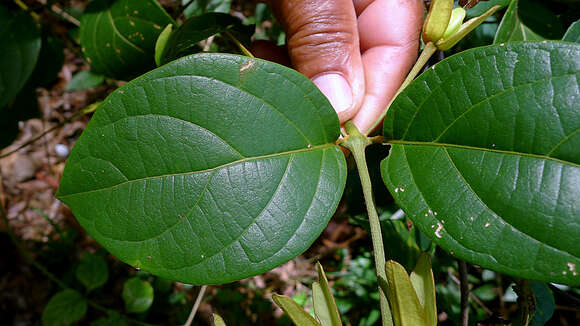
[{"left": 351, "top": 0, "right": 424, "bottom": 134}]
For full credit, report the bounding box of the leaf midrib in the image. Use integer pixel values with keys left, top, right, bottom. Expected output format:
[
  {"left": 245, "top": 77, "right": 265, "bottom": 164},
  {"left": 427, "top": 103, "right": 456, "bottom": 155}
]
[
  {"left": 431, "top": 73, "right": 576, "bottom": 143},
  {"left": 394, "top": 145, "right": 579, "bottom": 271},
  {"left": 399, "top": 65, "right": 577, "bottom": 141},
  {"left": 57, "top": 143, "right": 337, "bottom": 199},
  {"left": 386, "top": 140, "right": 580, "bottom": 168},
  {"left": 107, "top": 10, "right": 146, "bottom": 54}
]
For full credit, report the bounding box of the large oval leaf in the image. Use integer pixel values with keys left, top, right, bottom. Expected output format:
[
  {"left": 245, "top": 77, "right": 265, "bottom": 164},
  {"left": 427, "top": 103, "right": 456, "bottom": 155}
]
[
  {"left": 0, "top": 6, "right": 41, "bottom": 109},
  {"left": 381, "top": 41, "right": 580, "bottom": 285},
  {"left": 79, "top": 0, "right": 174, "bottom": 79},
  {"left": 57, "top": 54, "right": 347, "bottom": 284}
]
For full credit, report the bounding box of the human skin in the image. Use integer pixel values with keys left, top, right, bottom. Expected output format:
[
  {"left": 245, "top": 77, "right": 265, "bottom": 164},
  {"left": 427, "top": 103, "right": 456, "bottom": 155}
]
[{"left": 257, "top": 0, "right": 425, "bottom": 133}]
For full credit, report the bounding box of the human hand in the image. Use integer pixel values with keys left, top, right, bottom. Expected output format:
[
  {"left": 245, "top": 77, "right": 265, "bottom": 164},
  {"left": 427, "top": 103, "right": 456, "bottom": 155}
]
[{"left": 254, "top": 0, "right": 424, "bottom": 133}]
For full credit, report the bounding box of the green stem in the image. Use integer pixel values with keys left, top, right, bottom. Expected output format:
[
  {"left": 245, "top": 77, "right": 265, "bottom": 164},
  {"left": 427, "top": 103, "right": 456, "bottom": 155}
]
[
  {"left": 224, "top": 30, "right": 254, "bottom": 58},
  {"left": 365, "top": 42, "right": 438, "bottom": 135},
  {"left": 342, "top": 121, "right": 393, "bottom": 326},
  {"left": 13, "top": 0, "right": 40, "bottom": 22}
]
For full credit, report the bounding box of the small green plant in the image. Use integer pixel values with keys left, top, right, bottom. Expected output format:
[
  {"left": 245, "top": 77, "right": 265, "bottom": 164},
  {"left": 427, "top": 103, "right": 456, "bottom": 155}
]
[{"left": 1, "top": 0, "right": 579, "bottom": 325}]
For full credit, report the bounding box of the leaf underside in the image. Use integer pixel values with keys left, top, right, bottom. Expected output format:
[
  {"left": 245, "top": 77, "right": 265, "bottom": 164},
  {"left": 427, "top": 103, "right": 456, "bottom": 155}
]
[
  {"left": 58, "top": 54, "right": 347, "bottom": 285},
  {"left": 79, "top": 0, "right": 174, "bottom": 80},
  {"left": 382, "top": 41, "right": 580, "bottom": 285}
]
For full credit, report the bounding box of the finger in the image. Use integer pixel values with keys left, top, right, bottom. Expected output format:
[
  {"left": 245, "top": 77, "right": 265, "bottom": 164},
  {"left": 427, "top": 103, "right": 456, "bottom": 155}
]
[
  {"left": 351, "top": 0, "right": 424, "bottom": 133},
  {"left": 268, "top": 0, "right": 365, "bottom": 122}
]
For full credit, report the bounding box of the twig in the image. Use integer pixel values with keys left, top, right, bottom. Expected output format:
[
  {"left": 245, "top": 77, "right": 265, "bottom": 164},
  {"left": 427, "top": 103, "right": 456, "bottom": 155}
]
[
  {"left": 51, "top": 4, "right": 81, "bottom": 27},
  {"left": 41, "top": 117, "right": 52, "bottom": 170},
  {"left": 224, "top": 30, "right": 254, "bottom": 58},
  {"left": 459, "top": 260, "right": 470, "bottom": 326},
  {"left": 449, "top": 270, "right": 493, "bottom": 315},
  {"left": 0, "top": 103, "right": 98, "bottom": 160},
  {"left": 343, "top": 121, "right": 393, "bottom": 326},
  {"left": 13, "top": 0, "right": 40, "bottom": 22},
  {"left": 184, "top": 285, "right": 208, "bottom": 326},
  {"left": 203, "top": 35, "right": 216, "bottom": 52},
  {"left": 555, "top": 305, "right": 580, "bottom": 312}
]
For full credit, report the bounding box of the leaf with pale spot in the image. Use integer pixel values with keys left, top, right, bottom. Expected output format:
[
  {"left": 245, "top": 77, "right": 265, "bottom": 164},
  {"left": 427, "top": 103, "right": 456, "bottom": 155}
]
[
  {"left": 382, "top": 41, "right": 580, "bottom": 285},
  {"left": 57, "top": 53, "right": 347, "bottom": 285},
  {"left": 79, "top": 0, "right": 174, "bottom": 79}
]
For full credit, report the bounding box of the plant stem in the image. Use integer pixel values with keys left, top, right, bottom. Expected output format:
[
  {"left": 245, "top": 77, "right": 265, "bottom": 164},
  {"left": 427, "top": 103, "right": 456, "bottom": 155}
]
[
  {"left": 449, "top": 269, "right": 492, "bottom": 315},
  {"left": 342, "top": 121, "right": 392, "bottom": 326},
  {"left": 184, "top": 285, "right": 208, "bottom": 326},
  {"left": 50, "top": 4, "right": 81, "bottom": 27},
  {"left": 459, "top": 260, "right": 470, "bottom": 326},
  {"left": 13, "top": 0, "right": 40, "bottom": 22},
  {"left": 365, "top": 42, "right": 438, "bottom": 135},
  {"left": 224, "top": 31, "right": 254, "bottom": 58}
]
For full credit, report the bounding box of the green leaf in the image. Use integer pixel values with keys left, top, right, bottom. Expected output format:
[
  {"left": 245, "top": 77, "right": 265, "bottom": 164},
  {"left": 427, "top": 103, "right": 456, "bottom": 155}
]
[
  {"left": 494, "top": 0, "right": 541, "bottom": 43},
  {"left": 312, "top": 283, "right": 330, "bottom": 325},
  {"left": 122, "top": 277, "right": 154, "bottom": 313},
  {"left": 472, "top": 284, "right": 498, "bottom": 301},
  {"left": 312, "top": 263, "right": 342, "bottom": 326},
  {"left": 65, "top": 71, "right": 105, "bottom": 91},
  {"left": 183, "top": 0, "right": 232, "bottom": 19},
  {"left": 562, "top": 19, "right": 580, "bottom": 43},
  {"left": 466, "top": 0, "right": 510, "bottom": 18},
  {"left": 0, "top": 6, "right": 41, "bottom": 109},
  {"left": 42, "top": 289, "right": 87, "bottom": 326},
  {"left": 409, "top": 253, "right": 437, "bottom": 326},
  {"left": 57, "top": 53, "right": 347, "bottom": 285},
  {"left": 494, "top": 0, "right": 563, "bottom": 44},
  {"left": 30, "top": 31, "right": 65, "bottom": 87},
  {"left": 159, "top": 13, "right": 248, "bottom": 65},
  {"left": 76, "top": 253, "right": 109, "bottom": 291},
  {"left": 91, "top": 314, "right": 127, "bottom": 326},
  {"left": 384, "top": 261, "right": 428, "bottom": 326},
  {"left": 381, "top": 41, "right": 580, "bottom": 285},
  {"left": 212, "top": 313, "right": 227, "bottom": 326},
  {"left": 154, "top": 24, "right": 172, "bottom": 66},
  {"left": 529, "top": 282, "right": 555, "bottom": 326},
  {"left": 272, "top": 294, "right": 321, "bottom": 326},
  {"left": 79, "top": 0, "right": 175, "bottom": 80},
  {"left": 437, "top": 5, "right": 503, "bottom": 51},
  {"left": 380, "top": 218, "right": 422, "bottom": 271}
]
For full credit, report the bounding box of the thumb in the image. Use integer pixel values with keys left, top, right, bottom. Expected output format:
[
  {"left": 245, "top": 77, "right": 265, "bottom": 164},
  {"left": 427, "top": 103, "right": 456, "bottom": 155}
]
[{"left": 268, "top": 0, "right": 364, "bottom": 122}]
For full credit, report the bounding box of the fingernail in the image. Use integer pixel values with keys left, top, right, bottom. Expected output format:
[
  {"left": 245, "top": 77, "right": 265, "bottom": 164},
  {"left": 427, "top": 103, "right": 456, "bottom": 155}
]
[{"left": 312, "top": 73, "right": 353, "bottom": 113}]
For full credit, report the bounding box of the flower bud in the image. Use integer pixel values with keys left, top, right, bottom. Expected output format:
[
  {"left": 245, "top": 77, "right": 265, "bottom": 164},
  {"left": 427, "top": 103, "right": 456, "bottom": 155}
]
[
  {"left": 443, "top": 8, "right": 467, "bottom": 40},
  {"left": 422, "top": 0, "right": 453, "bottom": 43}
]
